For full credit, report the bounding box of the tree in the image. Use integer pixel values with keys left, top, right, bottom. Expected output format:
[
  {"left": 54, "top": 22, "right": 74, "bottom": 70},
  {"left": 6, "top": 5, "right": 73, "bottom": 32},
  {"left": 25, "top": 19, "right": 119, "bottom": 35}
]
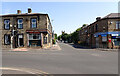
[
  {"left": 82, "top": 24, "right": 88, "bottom": 28},
  {"left": 71, "top": 31, "right": 79, "bottom": 44},
  {"left": 58, "top": 35, "right": 62, "bottom": 40},
  {"left": 61, "top": 33, "right": 68, "bottom": 42},
  {"left": 54, "top": 33, "right": 57, "bottom": 39}
]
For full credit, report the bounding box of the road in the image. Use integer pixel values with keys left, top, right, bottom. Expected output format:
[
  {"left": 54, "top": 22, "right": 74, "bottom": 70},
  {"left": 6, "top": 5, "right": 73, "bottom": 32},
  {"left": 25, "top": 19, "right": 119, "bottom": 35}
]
[{"left": 2, "top": 43, "right": 118, "bottom": 74}]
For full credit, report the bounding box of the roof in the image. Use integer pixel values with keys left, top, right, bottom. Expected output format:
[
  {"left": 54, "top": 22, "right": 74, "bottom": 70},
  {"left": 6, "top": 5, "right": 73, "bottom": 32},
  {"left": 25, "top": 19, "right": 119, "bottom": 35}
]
[
  {"left": 0, "top": 13, "right": 48, "bottom": 17},
  {"left": 102, "top": 13, "right": 120, "bottom": 19}
]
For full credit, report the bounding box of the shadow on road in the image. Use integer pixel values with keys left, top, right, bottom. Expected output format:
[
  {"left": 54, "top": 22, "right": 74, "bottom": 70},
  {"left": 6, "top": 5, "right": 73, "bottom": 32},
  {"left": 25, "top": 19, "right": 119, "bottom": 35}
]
[{"left": 66, "top": 43, "right": 93, "bottom": 49}]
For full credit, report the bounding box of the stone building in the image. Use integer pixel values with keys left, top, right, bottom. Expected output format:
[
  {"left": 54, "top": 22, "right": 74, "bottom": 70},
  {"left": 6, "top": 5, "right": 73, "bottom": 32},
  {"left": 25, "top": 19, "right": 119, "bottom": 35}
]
[
  {"left": 1, "top": 8, "right": 53, "bottom": 49},
  {"left": 79, "top": 13, "right": 120, "bottom": 49}
]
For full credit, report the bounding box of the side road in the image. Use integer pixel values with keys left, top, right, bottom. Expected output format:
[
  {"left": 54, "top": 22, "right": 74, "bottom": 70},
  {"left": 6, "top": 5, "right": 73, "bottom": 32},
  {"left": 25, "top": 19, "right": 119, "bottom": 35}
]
[
  {"left": 67, "top": 43, "right": 118, "bottom": 51},
  {"left": 2, "top": 43, "right": 61, "bottom": 52}
]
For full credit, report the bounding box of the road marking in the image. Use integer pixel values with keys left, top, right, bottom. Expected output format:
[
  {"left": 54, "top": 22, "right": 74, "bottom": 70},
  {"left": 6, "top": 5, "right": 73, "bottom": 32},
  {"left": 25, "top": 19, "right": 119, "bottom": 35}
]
[
  {"left": 91, "top": 54, "right": 101, "bottom": 57},
  {"left": 1, "top": 67, "right": 49, "bottom": 75}
]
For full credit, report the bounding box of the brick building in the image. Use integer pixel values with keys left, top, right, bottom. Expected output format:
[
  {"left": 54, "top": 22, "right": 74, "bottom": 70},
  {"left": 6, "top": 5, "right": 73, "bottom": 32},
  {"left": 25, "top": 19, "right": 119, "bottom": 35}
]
[
  {"left": 1, "top": 8, "right": 53, "bottom": 49},
  {"left": 79, "top": 13, "right": 120, "bottom": 49}
]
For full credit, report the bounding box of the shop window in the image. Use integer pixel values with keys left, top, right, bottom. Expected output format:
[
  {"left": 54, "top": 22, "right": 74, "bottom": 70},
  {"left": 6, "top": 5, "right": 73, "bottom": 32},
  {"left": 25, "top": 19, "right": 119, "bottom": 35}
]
[
  {"left": 4, "top": 19, "right": 10, "bottom": 30},
  {"left": 4, "top": 34, "right": 10, "bottom": 45},
  {"left": 29, "top": 34, "right": 40, "bottom": 40},
  {"left": 113, "top": 39, "right": 120, "bottom": 46}
]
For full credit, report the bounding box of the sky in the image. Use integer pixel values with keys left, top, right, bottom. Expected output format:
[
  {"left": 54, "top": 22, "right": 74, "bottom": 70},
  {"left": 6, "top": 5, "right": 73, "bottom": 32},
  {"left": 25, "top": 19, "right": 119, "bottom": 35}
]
[{"left": 1, "top": 2, "right": 118, "bottom": 35}]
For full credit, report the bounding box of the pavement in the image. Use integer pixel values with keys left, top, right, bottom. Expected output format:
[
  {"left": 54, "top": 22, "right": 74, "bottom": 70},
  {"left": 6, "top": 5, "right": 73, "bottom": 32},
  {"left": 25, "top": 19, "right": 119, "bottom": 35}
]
[
  {"left": 2, "top": 43, "right": 118, "bottom": 75},
  {"left": 67, "top": 43, "right": 119, "bottom": 52},
  {"left": 2, "top": 43, "right": 61, "bottom": 52}
]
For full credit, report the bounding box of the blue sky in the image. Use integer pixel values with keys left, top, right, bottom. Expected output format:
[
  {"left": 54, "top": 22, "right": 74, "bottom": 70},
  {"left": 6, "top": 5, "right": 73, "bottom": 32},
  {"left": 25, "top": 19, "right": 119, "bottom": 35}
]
[{"left": 2, "top": 2, "right": 118, "bottom": 35}]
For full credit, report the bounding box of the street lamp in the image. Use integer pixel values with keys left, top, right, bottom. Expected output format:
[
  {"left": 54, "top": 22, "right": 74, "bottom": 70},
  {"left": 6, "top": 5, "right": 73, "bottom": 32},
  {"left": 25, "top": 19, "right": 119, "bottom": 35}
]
[
  {"left": 10, "top": 24, "right": 16, "bottom": 49},
  {"left": 10, "top": 24, "right": 13, "bottom": 49}
]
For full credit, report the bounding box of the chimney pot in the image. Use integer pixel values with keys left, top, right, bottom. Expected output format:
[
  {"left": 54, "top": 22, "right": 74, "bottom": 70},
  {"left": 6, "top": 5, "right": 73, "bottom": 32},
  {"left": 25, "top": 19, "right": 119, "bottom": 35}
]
[
  {"left": 28, "top": 8, "right": 32, "bottom": 13},
  {"left": 17, "top": 10, "right": 21, "bottom": 14},
  {"left": 96, "top": 17, "right": 101, "bottom": 21}
]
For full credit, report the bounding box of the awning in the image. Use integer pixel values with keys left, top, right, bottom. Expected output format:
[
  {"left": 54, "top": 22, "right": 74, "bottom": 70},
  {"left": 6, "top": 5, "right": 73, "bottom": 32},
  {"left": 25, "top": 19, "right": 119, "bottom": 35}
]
[
  {"left": 26, "top": 30, "right": 48, "bottom": 34},
  {"left": 94, "top": 31, "right": 120, "bottom": 37}
]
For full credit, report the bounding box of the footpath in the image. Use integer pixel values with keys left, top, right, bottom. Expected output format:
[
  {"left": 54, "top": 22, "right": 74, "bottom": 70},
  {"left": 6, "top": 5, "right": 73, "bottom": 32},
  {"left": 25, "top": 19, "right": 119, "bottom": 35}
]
[
  {"left": 68, "top": 43, "right": 118, "bottom": 52},
  {"left": 2, "top": 42, "right": 61, "bottom": 52}
]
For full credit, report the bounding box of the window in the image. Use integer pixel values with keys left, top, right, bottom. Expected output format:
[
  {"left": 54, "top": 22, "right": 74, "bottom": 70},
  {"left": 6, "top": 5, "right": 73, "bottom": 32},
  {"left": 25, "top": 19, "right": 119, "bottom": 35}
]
[
  {"left": 48, "top": 22, "right": 51, "bottom": 31},
  {"left": 33, "top": 34, "right": 39, "bottom": 39},
  {"left": 4, "top": 34, "right": 10, "bottom": 45},
  {"left": 4, "top": 19, "right": 10, "bottom": 30},
  {"left": 18, "top": 19, "right": 23, "bottom": 29},
  {"left": 44, "top": 36, "right": 47, "bottom": 44},
  {"left": 116, "top": 21, "right": 120, "bottom": 29},
  {"left": 95, "top": 24, "right": 98, "bottom": 32},
  {"left": 31, "top": 18, "right": 37, "bottom": 28},
  {"left": 29, "top": 34, "right": 40, "bottom": 40}
]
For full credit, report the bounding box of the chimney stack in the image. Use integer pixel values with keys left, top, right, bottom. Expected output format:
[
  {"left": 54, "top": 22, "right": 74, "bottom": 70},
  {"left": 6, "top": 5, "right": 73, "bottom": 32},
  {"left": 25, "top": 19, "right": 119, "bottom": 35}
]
[
  {"left": 96, "top": 17, "right": 101, "bottom": 21},
  {"left": 28, "top": 8, "right": 32, "bottom": 13},
  {"left": 17, "top": 10, "right": 21, "bottom": 14}
]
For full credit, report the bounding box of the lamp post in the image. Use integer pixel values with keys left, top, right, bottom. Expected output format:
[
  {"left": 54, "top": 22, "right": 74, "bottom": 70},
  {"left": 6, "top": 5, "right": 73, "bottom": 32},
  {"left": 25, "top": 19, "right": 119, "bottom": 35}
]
[
  {"left": 10, "top": 24, "right": 13, "bottom": 49},
  {"left": 10, "top": 24, "right": 16, "bottom": 49}
]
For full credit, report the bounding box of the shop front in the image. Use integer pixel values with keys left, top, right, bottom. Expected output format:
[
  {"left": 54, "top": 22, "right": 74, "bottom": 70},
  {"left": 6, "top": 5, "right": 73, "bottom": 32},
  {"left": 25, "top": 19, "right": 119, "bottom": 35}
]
[
  {"left": 94, "top": 31, "right": 120, "bottom": 49},
  {"left": 26, "top": 30, "right": 42, "bottom": 47},
  {"left": 29, "top": 34, "right": 41, "bottom": 47},
  {"left": 111, "top": 34, "right": 120, "bottom": 48}
]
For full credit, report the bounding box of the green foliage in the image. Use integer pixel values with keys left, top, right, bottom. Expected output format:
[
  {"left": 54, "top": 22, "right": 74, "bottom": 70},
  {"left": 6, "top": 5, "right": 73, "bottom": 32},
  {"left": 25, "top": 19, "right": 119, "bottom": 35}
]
[
  {"left": 54, "top": 33, "right": 57, "bottom": 39},
  {"left": 82, "top": 24, "right": 87, "bottom": 27},
  {"left": 71, "top": 31, "right": 79, "bottom": 44},
  {"left": 58, "top": 24, "right": 87, "bottom": 44},
  {"left": 52, "top": 39, "right": 56, "bottom": 44},
  {"left": 76, "top": 27, "right": 82, "bottom": 32},
  {"left": 61, "top": 33, "right": 68, "bottom": 42},
  {"left": 58, "top": 35, "right": 62, "bottom": 40}
]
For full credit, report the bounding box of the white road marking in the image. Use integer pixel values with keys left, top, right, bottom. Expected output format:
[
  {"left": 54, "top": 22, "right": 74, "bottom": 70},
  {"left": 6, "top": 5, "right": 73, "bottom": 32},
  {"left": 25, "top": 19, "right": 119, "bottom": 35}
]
[
  {"left": 91, "top": 54, "right": 101, "bottom": 57},
  {"left": 1, "top": 67, "right": 49, "bottom": 74}
]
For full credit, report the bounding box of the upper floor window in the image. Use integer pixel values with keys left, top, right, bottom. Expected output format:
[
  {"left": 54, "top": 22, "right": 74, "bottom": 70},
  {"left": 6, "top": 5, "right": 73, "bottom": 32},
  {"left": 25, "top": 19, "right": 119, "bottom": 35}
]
[
  {"left": 31, "top": 18, "right": 37, "bottom": 28},
  {"left": 116, "top": 21, "right": 120, "bottom": 29},
  {"left": 4, "top": 19, "right": 10, "bottom": 30},
  {"left": 4, "top": 34, "right": 10, "bottom": 45},
  {"left": 17, "top": 19, "right": 23, "bottom": 29},
  {"left": 95, "top": 24, "right": 98, "bottom": 32},
  {"left": 48, "top": 22, "right": 51, "bottom": 31}
]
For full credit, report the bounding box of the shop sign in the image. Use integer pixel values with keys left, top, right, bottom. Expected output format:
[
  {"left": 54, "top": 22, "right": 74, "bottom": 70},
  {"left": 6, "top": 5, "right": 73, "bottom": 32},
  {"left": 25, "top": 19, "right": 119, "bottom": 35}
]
[
  {"left": 112, "top": 34, "right": 119, "bottom": 36},
  {"left": 101, "top": 34, "right": 107, "bottom": 37},
  {"left": 102, "top": 36, "right": 107, "bottom": 42}
]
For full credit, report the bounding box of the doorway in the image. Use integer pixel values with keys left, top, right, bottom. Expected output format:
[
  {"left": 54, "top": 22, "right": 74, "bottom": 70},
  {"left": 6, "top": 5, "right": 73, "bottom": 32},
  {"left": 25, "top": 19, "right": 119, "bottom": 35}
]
[{"left": 18, "top": 34, "right": 24, "bottom": 47}]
